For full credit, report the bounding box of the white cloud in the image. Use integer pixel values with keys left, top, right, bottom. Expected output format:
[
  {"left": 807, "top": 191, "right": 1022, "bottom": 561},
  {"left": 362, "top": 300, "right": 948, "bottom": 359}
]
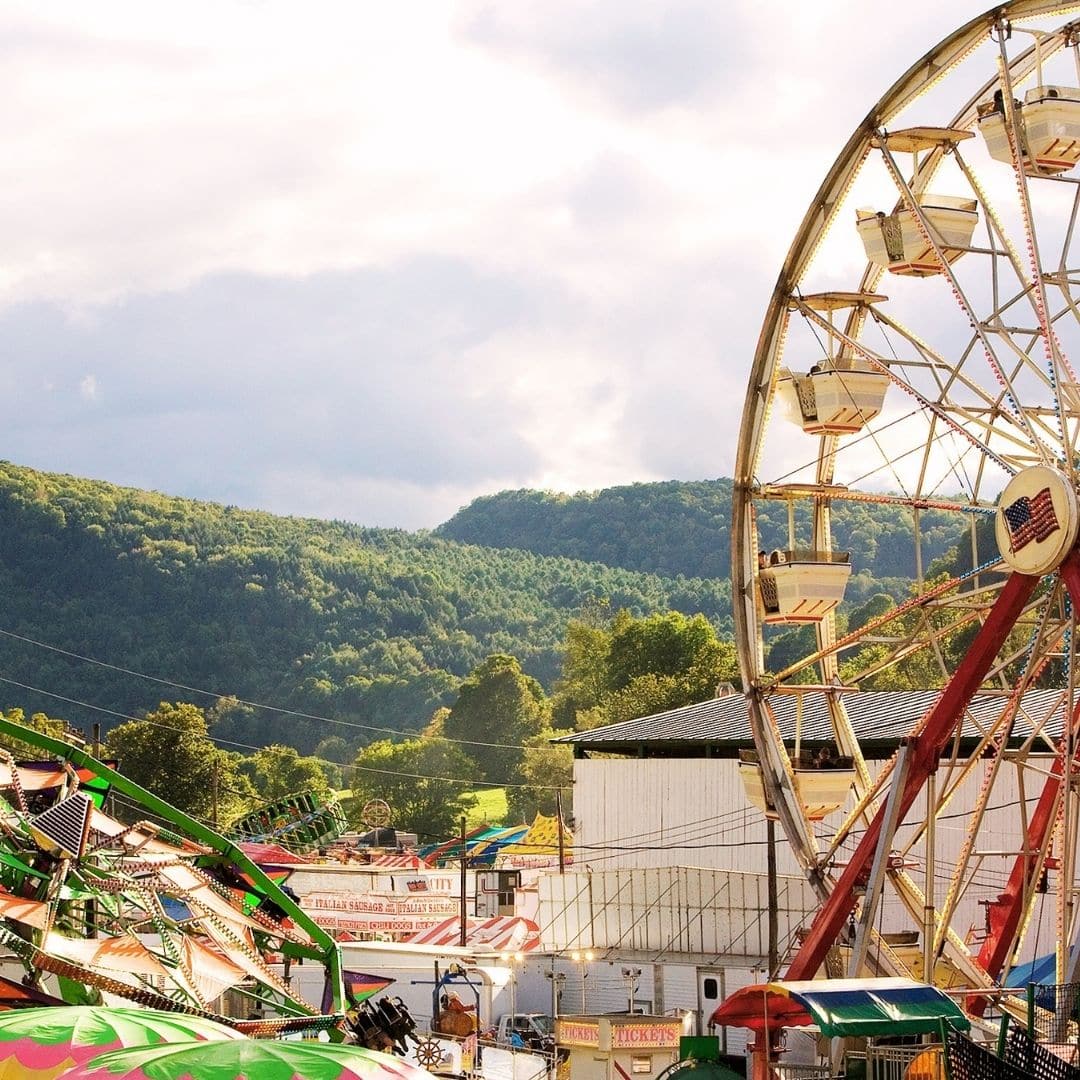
[
  {"left": 0, "top": 0, "right": 1023, "bottom": 526},
  {"left": 78, "top": 374, "right": 99, "bottom": 402}
]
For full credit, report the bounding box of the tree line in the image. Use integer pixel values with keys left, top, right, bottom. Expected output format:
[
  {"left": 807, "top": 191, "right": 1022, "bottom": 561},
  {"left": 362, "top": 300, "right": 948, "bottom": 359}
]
[
  {"left": 1, "top": 608, "right": 737, "bottom": 841},
  {"left": 0, "top": 462, "right": 731, "bottom": 752}
]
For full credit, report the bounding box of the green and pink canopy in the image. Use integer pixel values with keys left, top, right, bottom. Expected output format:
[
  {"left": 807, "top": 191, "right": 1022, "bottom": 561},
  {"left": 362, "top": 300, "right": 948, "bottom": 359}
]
[
  {"left": 0, "top": 1004, "right": 244, "bottom": 1080},
  {"left": 55, "top": 1038, "right": 438, "bottom": 1080}
]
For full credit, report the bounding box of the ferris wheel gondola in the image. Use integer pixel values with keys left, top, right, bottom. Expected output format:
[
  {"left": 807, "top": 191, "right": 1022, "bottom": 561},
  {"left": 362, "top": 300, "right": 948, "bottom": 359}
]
[{"left": 730, "top": 0, "right": 1080, "bottom": 1011}]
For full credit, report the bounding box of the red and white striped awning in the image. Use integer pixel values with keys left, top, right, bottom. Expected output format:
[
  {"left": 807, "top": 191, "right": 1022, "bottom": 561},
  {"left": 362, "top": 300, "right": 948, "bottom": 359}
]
[
  {"left": 368, "top": 853, "right": 430, "bottom": 869},
  {"left": 404, "top": 915, "right": 540, "bottom": 951}
]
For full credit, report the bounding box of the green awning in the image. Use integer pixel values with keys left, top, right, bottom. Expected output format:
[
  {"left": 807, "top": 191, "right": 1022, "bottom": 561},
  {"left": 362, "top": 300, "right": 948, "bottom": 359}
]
[
  {"left": 711, "top": 977, "right": 971, "bottom": 1036},
  {"left": 772, "top": 979, "right": 970, "bottom": 1037}
]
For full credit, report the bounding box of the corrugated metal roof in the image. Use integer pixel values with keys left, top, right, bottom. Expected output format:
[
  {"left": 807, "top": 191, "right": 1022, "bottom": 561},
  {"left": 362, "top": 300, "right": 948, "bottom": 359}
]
[{"left": 554, "top": 688, "right": 1070, "bottom": 756}]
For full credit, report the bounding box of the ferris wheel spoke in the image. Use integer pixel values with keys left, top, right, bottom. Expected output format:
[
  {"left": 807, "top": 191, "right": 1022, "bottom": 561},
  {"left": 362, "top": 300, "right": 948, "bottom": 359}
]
[
  {"left": 757, "top": 483, "right": 996, "bottom": 516},
  {"left": 873, "top": 304, "right": 1056, "bottom": 433},
  {"left": 896, "top": 597, "right": 1066, "bottom": 875},
  {"left": 799, "top": 303, "right": 1038, "bottom": 472},
  {"left": 784, "top": 570, "right": 1041, "bottom": 981},
  {"left": 766, "top": 561, "right": 1007, "bottom": 688},
  {"left": 876, "top": 135, "right": 1051, "bottom": 432}
]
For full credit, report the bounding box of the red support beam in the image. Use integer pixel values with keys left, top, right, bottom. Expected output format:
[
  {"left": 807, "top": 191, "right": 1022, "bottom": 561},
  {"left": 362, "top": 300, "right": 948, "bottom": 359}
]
[
  {"left": 784, "top": 569, "right": 1040, "bottom": 981},
  {"left": 972, "top": 748, "right": 1068, "bottom": 1009},
  {"left": 975, "top": 549, "right": 1080, "bottom": 992}
]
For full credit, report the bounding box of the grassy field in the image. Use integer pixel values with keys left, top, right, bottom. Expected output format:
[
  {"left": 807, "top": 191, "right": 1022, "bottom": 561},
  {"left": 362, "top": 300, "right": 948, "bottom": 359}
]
[
  {"left": 467, "top": 787, "right": 507, "bottom": 827},
  {"left": 333, "top": 787, "right": 508, "bottom": 832}
]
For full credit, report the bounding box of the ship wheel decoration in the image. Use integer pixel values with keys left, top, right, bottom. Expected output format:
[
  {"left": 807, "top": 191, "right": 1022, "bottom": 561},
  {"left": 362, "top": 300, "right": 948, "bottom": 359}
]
[
  {"left": 361, "top": 799, "right": 392, "bottom": 830},
  {"left": 413, "top": 1037, "right": 443, "bottom": 1068},
  {"left": 731, "top": 1, "right": 1080, "bottom": 1006}
]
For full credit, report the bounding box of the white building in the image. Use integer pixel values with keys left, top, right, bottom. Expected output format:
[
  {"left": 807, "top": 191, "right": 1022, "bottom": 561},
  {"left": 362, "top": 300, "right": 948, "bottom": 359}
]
[{"left": 537, "top": 689, "right": 1067, "bottom": 1051}]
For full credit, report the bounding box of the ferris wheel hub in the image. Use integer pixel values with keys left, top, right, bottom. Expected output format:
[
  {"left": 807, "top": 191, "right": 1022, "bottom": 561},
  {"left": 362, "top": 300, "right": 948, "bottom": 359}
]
[{"left": 994, "top": 465, "right": 1080, "bottom": 575}]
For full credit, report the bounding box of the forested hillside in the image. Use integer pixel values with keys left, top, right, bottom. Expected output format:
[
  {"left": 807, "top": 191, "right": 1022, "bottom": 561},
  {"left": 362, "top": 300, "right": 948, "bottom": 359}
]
[
  {"left": 437, "top": 480, "right": 970, "bottom": 606},
  {"left": 0, "top": 463, "right": 730, "bottom": 752},
  {"left": 0, "top": 462, "right": 973, "bottom": 760}
]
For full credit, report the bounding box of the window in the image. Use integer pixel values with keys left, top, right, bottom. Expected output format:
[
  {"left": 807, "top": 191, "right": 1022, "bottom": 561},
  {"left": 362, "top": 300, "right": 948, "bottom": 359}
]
[
  {"left": 702, "top": 977, "right": 718, "bottom": 1000},
  {"left": 496, "top": 871, "right": 520, "bottom": 908},
  {"left": 632, "top": 1057, "right": 652, "bottom": 1074}
]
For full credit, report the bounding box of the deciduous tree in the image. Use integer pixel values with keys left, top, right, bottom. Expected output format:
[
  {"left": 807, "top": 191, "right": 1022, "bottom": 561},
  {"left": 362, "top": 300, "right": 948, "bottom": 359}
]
[
  {"left": 505, "top": 728, "right": 572, "bottom": 823},
  {"left": 106, "top": 702, "right": 255, "bottom": 825},
  {"left": 444, "top": 655, "right": 549, "bottom": 784},
  {"left": 350, "top": 738, "right": 477, "bottom": 840},
  {"left": 241, "top": 744, "right": 331, "bottom": 803}
]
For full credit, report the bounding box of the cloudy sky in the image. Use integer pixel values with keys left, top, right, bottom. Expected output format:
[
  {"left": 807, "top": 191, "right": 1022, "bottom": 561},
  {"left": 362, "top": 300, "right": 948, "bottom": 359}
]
[{"left": 2, "top": 1, "right": 992, "bottom": 528}]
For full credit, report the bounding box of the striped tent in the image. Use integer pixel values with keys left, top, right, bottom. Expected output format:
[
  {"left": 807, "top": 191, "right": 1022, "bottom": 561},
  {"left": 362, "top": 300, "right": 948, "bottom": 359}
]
[
  {"left": 404, "top": 915, "right": 541, "bottom": 951},
  {"left": 465, "top": 826, "right": 528, "bottom": 867},
  {"left": 496, "top": 814, "right": 573, "bottom": 865},
  {"left": 368, "top": 854, "right": 430, "bottom": 869},
  {"left": 418, "top": 825, "right": 491, "bottom": 866}
]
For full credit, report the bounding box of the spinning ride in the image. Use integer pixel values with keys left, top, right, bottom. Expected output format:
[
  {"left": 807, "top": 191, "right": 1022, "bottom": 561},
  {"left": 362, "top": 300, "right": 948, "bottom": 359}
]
[
  {"left": 731, "top": 1, "right": 1080, "bottom": 1004},
  {"left": 0, "top": 717, "right": 344, "bottom": 1028}
]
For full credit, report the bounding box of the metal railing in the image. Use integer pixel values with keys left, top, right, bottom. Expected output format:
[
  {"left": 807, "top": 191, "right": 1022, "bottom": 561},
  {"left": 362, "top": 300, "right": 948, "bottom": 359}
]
[
  {"left": 772, "top": 1064, "right": 832, "bottom": 1080},
  {"left": 867, "top": 1044, "right": 945, "bottom": 1080}
]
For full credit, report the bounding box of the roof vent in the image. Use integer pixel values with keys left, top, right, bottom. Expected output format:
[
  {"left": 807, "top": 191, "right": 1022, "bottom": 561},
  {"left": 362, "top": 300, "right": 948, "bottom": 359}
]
[{"left": 715, "top": 683, "right": 739, "bottom": 697}]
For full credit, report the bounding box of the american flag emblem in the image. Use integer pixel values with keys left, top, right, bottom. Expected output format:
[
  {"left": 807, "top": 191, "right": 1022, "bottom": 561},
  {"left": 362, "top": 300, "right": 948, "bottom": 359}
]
[{"left": 1002, "top": 486, "right": 1059, "bottom": 553}]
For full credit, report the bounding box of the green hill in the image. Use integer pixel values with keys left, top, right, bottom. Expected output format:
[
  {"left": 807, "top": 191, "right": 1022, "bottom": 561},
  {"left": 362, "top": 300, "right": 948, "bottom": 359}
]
[
  {"left": 437, "top": 479, "right": 970, "bottom": 607},
  {"left": 0, "top": 462, "right": 730, "bottom": 752},
  {"left": 0, "top": 464, "right": 971, "bottom": 754}
]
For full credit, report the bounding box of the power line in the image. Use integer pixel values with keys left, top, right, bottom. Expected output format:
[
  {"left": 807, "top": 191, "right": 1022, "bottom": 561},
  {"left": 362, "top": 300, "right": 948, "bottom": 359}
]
[
  {"left": 0, "top": 626, "right": 537, "bottom": 753},
  {"left": 0, "top": 674, "right": 569, "bottom": 792}
]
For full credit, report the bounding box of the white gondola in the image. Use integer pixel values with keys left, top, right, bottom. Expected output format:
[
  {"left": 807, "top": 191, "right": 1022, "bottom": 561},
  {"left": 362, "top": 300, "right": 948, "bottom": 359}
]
[
  {"left": 758, "top": 549, "right": 851, "bottom": 625},
  {"left": 978, "top": 85, "right": 1080, "bottom": 175},
  {"left": 776, "top": 358, "right": 890, "bottom": 436},
  {"left": 738, "top": 749, "right": 855, "bottom": 821},
  {"left": 856, "top": 195, "right": 978, "bottom": 276}
]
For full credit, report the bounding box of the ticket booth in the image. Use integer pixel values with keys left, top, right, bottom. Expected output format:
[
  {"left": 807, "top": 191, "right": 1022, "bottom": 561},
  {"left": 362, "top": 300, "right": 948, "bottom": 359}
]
[{"left": 557, "top": 1016, "right": 684, "bottom": 1080}]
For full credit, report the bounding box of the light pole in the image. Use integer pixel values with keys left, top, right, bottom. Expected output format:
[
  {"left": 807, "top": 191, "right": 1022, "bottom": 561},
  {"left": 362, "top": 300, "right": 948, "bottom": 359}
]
[
  {"left": 545, "top": 964, "right": 566, "bottom": 1018},
  {"left": 621, "top": 967, "right": 642, "bottom": 1014},
  {"left": 570, "top": 950, "right": 594, "bottom": 1013},
  {"left": 509, "top": 951, "right": 523, "bottom": 1026}
]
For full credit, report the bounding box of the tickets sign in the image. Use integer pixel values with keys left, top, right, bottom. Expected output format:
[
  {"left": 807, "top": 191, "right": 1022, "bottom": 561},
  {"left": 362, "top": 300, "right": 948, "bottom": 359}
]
[
  {"left": 557, "top": 1018, "right": 682, "bottom": 1052},
  {"left": 610, "top": 1022, "right": 682, "bottom": 1049},
  {"left": 556, "top": 1020, "right": 600, "bottom": 1048}
]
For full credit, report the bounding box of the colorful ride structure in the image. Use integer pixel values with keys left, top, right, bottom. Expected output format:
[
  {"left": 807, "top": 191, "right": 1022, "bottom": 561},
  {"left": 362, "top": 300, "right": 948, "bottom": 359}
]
[
  {"left": 0, "top": 715, "right": 345, "bottom": 1030},
  {"left": 229, "top": 792, "right": 348, "bottom": 855},
  {"left": 727, "top": 0, "right": 1080, "bottom": 1072}
]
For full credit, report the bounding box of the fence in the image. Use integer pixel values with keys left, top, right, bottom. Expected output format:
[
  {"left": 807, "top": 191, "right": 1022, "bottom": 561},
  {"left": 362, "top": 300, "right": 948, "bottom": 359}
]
[{"left": 1027, "top": 982, "right": 1080, "bottom": 1062}]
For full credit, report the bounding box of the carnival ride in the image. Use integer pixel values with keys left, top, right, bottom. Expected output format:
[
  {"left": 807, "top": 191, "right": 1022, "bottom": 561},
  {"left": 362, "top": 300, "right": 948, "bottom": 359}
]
[
  {"left": 229, "top": 791, "right": 348, "bottom": 855},
  {"left": 726, "top": 0, "right": 1080, "bottom": 1034},
  {"left": 0, "top": 715, "right": 345, "bottom": 1031}
]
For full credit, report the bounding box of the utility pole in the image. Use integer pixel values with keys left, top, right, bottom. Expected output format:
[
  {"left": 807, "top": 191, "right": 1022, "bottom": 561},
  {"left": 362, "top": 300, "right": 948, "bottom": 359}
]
[
  {"left": 767, "top": 819, "right": 778, "bottom": 976},
  {"left": 211, "top": 759, "right": 219, "bottom": 829},
  {"left": 556, "top": 790, "right": 566, "bottom": 874},
  {"left": 459, "top": 815, "right": 468, "bottom": 947}
]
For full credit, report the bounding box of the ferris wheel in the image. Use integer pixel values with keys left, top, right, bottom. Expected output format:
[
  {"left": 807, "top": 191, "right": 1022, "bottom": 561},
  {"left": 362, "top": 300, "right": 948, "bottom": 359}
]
[{"left": 733, "top": 1, "right": 1080, "bottom": 1002}]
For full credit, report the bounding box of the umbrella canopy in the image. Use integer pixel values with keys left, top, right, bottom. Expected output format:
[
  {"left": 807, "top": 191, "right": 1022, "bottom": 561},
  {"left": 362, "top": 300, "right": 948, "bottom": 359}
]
[
  {"left": 710, "top": 977, "right": 971, "bottom": 1037},
  {"left": 0, "top": 1005, "right": 244, "bottom": 1080},
  {"left": 57, "top": 1038, "right": 436, "bottom": 1080}
]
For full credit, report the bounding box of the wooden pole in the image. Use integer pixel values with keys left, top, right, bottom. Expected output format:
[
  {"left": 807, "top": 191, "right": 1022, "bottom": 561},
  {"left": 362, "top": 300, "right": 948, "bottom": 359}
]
[
  {"left": 766, "top": 819, "right": 778, "bottom": 977},
  {"left": 459, "top": 815, "right": 468, "bottom": 947},
  {"left": 556, "top": 790, "right": 566, "bottom": 874}
]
